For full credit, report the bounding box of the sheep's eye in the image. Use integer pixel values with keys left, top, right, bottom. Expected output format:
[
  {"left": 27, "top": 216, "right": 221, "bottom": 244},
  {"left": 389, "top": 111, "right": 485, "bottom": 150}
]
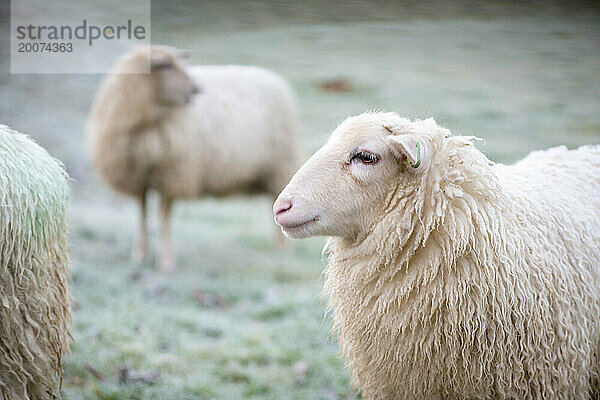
[{"left": 351, "top": 151, "right": 379, "bottom": 165}]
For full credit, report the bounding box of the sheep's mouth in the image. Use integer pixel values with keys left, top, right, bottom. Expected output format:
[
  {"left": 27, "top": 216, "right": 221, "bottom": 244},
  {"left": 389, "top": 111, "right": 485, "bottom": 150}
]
[{"left": 280, "top": 216, "right": 320, "bottom": 235}]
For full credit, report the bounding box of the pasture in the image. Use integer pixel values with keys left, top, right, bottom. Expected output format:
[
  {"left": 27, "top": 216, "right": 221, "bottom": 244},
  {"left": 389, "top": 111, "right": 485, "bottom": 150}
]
[{"left": 0, "top": 1, "right": 599, "bottom": 399}]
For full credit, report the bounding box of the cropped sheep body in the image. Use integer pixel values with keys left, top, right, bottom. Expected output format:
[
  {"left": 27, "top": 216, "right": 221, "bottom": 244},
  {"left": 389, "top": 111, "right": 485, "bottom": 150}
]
[{"left": 0, "top": 124, "right": 71, "bottom": 400}]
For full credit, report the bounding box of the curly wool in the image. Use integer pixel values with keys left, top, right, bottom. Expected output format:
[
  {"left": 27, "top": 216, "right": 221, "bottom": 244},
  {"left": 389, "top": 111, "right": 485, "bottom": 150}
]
[
  {"left": 324, "top": 126, "right": 600, "bottom": 399},
  {"left": 0, "top": 125, "right": 71, "bottom": 400}
]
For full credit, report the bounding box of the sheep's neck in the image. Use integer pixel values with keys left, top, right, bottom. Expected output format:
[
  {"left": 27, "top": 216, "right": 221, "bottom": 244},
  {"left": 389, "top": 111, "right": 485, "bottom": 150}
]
[
  {"left": 324, "top": 161, "right": 510, "bottom": 329},
  {"left": 115, "top": 102, "right": 168, "bottom": 137},
  {"left": 97, "top": 74, "right": 171, "bottom": 138}
]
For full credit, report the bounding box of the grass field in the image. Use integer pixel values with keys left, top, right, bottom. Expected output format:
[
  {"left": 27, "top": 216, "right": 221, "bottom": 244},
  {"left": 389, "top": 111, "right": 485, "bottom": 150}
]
[{"left": 0, "top": 1, "right": 599, "bottom": 399}]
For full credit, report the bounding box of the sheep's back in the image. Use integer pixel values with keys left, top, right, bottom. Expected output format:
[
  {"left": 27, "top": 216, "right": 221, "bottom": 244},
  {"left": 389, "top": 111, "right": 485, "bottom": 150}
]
[
  {"left": 494, "top": 145, "right": 600, "bottom": 203},
  {"left": 494, "top": 145, "right": 600, "bottom": 253}
]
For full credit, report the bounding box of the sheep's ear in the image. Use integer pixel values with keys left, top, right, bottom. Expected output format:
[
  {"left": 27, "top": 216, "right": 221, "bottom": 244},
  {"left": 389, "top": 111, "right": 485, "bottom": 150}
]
[{"left": 388, "top": 135, "right": 425, "bottom": 169}]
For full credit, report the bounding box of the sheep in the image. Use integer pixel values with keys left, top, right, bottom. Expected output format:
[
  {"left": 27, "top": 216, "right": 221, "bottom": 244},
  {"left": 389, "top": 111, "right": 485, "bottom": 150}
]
[
  {"left": 87, "top": 46, "right": 301, "bottom": 271},
  {"left": 273, "top": 111, "right": 600, "bottom": 399},
  {"left": 0, "top": 124, "right": 71, "bottom": 400}
]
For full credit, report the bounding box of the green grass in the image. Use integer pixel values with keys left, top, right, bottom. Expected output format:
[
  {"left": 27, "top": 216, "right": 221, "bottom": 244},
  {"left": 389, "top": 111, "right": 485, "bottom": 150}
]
[
  {"left": 0, "top": 1, "right": 599, "bottom": 399},
  {"left": 65, "top": 195, "right": 346, "bottom": 400}
]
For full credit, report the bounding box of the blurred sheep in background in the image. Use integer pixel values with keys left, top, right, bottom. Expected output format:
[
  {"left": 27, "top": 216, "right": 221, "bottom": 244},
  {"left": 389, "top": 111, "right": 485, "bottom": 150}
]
[{"left": 87, "top": 46, "right": 301, "bottom": 271}]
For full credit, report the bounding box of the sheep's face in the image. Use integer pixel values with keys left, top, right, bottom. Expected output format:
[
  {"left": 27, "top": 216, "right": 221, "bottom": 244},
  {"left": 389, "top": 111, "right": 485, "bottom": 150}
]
[
  {"left": 274, "top": 113, "right": 435, "bottom": 240},
  {"left": 150, "top": 49, "right": 200, "bottom": 105}
]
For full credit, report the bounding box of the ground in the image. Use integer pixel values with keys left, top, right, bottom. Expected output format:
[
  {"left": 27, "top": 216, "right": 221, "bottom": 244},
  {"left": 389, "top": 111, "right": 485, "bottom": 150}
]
[{"left": 0, "top": 1, "right": 599, "bottom": 399}]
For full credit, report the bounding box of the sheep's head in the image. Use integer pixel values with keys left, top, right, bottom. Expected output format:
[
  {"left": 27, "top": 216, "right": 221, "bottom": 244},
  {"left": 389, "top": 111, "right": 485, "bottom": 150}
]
[
  {"left": 148, "top": 46, "right": 200, "bottom": 105},
  {"left": 274, "top": 112, "right": 448, "bottom": 240},
  {"left": 114, "top": 46, "right": 200, "bottom": 106}
]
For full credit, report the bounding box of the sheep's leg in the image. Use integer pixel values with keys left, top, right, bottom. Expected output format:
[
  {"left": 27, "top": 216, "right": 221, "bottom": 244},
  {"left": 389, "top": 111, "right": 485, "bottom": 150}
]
[
  {"left": 159, "top": 195, "right": 175, "bottom": 272},
  {"left": 131, "top": 191, "right": 148, "bottom": 263}
]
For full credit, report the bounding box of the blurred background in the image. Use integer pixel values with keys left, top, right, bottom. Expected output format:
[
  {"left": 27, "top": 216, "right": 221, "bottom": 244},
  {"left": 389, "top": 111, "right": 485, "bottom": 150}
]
[{"left": 0, "top": 1, "right": 599, "bottom": 399}]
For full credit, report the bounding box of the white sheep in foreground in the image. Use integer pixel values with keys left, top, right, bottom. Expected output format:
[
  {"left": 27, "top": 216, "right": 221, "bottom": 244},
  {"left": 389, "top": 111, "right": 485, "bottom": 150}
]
[
  {"left": 88, "top": 46, "right": 301, "bottom": 271},
  {"left": 0, "top": 124, "right": 71, "bottom": 400},
  {"left": 273, "top": 111, "right": 600, "bottom": 399}
]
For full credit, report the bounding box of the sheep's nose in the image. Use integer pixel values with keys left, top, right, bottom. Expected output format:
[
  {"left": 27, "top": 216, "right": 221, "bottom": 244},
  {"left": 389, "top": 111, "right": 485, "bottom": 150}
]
[{"left": 273, "top": 200, "right": 292, "bottom": 222}]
